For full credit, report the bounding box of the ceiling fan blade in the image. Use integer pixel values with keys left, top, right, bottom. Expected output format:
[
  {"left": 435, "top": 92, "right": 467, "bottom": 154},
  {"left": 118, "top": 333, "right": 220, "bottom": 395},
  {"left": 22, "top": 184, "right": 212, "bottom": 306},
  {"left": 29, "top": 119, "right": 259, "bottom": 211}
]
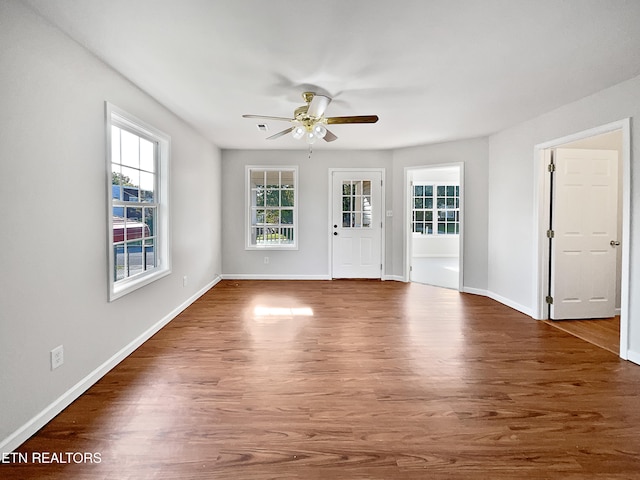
[
  {"left": 326, "top": 115, "right": 379, "bottom": 124},
  {"left": 306, "top": 94, "right": 331, "bottom": 118},
  {"left": 243, "top": 114, "right": 293, "bottom": 122},
  {"left": 266, "top": 127, "right": 294, "bottom": 140},
  {"left": 323, "top": 129, "right": 338, "bottom": 142}
]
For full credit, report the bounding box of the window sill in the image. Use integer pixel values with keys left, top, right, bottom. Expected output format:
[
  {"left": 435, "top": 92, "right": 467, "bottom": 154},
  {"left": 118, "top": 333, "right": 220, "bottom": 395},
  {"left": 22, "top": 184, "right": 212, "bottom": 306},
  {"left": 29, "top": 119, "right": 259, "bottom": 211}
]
[{"left": 109, "top": 267, "right": 171, "bottom": 302}]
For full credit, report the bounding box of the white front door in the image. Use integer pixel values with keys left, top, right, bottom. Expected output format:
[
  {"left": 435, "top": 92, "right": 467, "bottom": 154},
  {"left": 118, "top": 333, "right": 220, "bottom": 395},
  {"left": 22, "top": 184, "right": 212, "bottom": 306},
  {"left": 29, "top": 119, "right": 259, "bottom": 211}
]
[
  {"left": 550, "top": 148, "right": 619, "bottom": 319},
  {"left": 331, "top": 170, "right": 382, "bottom": 278}
]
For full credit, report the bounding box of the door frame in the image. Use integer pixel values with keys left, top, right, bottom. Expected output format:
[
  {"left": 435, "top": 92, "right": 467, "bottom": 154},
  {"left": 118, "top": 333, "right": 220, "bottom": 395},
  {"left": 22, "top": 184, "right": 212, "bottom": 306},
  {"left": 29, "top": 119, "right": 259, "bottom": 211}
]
[
  {"left": 403, "top": 162, "right": 464, "bottom": 291},
  {"left": 328, "top": 168, "right": 386, "bottom": 279},
  {"left": 532, "top": 118, "right": 631, "bottom": 359}
]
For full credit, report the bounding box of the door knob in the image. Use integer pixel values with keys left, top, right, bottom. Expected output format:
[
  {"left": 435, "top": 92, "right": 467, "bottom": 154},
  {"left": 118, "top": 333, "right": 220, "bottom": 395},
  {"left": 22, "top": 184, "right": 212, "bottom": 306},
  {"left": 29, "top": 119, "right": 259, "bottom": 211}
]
[
  {"left": 333, "top": 224, "right": 337, "bottom": 228},
  {"left": 610, "top": 240, "right": 621, "bottom": 246}
]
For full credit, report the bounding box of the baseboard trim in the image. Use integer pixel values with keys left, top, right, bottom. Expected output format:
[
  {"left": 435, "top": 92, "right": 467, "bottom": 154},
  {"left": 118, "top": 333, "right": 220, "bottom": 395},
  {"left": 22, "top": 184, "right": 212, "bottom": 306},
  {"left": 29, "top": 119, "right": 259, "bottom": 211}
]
[
  {"left": 626, "top": 349, "right": 640, "bottom": 366},
  {"left": 462, "top": 287, "right": 533, "bottom": 317},
  {"left": 383, "top": 275, "right": 405, "bottom": 282},
  {"left": 221, "top": 274, "right": 331, "bottom": 280},
  {"left": 0, "top": 275, "right": 222, "bottom": 454}
]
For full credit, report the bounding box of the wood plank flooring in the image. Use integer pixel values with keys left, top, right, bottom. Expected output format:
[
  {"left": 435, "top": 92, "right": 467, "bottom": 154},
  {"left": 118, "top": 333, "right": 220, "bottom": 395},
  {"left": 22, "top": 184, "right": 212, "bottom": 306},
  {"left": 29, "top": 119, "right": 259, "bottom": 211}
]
[
  {"left": 3, "top": 280, "right": 640, "bottom": 479},
  {"left": 543, "top": 317, "right": 620, "bottom": 355}
]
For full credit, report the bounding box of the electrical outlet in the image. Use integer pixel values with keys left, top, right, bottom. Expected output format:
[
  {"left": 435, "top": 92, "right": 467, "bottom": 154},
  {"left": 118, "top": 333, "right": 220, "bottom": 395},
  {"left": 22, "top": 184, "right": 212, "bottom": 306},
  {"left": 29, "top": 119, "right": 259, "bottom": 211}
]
[
  {"left": 264, "top": 256, "right": 269, "bottom": 264},
  {"left": 51, "top": 345, "right": 64, "bottom": 370}
]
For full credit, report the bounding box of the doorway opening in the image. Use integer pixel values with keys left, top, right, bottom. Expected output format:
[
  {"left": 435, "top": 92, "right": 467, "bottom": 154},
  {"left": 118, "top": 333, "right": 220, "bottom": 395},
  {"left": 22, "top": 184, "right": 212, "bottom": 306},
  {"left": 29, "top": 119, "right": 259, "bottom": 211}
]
[
  {"left": 533, "top": 119, "right": 630, "bottom": 359},
  {"left": 404, "top": 164, "right": 464, "bottom": 291}
]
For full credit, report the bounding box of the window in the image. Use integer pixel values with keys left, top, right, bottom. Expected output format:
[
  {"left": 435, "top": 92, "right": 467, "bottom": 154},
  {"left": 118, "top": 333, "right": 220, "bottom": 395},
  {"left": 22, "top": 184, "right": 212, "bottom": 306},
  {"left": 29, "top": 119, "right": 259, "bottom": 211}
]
[
  {"left": 412, "top": 184, "right": 459, "bottom": 235},
  {"left": 246, "top": 167, "right": 298, "bottom": 249},
  {"left": 107, "top": 103, "right": 170, "bottom": 301}
]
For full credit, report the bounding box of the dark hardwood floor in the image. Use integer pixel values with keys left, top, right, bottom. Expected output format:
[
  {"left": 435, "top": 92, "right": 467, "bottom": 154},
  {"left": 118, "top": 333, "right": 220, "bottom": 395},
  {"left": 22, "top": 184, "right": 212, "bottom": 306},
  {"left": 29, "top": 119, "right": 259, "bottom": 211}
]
[
  {"left": 3, "top": 280, "right": 640, "bottom": 479},
  {"left": 544, "top": 316, "right": 620, "bottom": 355}
]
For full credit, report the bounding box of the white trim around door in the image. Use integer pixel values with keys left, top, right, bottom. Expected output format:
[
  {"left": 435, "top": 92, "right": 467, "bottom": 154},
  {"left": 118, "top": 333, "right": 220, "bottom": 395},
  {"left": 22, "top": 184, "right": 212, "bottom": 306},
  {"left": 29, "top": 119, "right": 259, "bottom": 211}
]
[{"left": 532, "top": 118, "right": 631, "bottom": 361}]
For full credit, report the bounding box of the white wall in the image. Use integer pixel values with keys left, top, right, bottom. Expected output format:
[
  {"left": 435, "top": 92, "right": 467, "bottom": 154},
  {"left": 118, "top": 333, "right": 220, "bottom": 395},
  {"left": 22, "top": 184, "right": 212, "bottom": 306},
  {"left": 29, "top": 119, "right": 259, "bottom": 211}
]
[
  {"left": 392, "top": 138, "right": 489, "bottom": 291},
  {"left": 221, "top": 149, "right": 393, "bottom": 278},
  {"left": 488, "top": 74, "right": 640, "bottom": 359},
  {"left": 0, "top": 1, "right": 222, "bottom": 450}
]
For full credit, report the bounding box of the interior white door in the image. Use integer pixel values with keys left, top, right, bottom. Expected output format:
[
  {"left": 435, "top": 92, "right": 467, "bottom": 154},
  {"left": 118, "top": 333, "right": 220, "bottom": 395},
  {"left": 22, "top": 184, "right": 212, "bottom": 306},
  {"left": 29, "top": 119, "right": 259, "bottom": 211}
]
[
  {"left": 550, "top": 148, "right": 619, "bottom": 319},
  {"left": 331, "top": 171, "right": 382, "bottom": 278}
]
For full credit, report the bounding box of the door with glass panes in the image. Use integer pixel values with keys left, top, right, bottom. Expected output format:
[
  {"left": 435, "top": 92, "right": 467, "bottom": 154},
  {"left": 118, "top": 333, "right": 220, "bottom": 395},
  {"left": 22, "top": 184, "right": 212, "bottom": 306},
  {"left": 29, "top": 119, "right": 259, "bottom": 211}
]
[{"left": 331, "top": 170, "right": 382, "bottom": 278}]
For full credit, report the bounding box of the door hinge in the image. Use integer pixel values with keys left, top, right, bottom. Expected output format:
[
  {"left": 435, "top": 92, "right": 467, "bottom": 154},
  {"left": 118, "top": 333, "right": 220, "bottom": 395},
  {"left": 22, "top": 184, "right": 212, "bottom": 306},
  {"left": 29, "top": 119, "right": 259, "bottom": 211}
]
[
  {"left": 546, "top": 295, "right": 554, "bottom": 304},
  {"left": 546, "top": 229, "right": 554, "bottom": 239},
  {"left": 548, "top": 163, "right": 556, "bottom": 173},
  {"left": 380, "top": 264, "right": 383, "bottom": 270},
  {"left": 410, "top": 265, "right": 413, "bottom": 272}
]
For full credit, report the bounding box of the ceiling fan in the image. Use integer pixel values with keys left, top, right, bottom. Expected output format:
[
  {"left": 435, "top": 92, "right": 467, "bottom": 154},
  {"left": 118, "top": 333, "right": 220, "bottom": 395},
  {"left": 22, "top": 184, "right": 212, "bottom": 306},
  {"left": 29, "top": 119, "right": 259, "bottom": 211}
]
[{"left": 243, "top": 92, "right": 379, "bottom": 144}]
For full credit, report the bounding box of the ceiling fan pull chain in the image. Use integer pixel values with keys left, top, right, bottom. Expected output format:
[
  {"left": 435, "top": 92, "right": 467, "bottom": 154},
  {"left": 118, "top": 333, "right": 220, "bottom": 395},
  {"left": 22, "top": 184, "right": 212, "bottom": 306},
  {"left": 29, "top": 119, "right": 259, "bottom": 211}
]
[{"left": 308, "top": 144, "right": 312, "bottom": 159}]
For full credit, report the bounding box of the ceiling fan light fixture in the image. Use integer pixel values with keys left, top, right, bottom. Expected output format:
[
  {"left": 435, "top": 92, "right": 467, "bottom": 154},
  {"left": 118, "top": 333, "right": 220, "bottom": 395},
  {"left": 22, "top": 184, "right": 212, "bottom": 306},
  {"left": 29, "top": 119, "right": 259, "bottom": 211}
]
[
  {"left": 305, "top": 131, "right": 317, "bottom": 144},
  {"left": 313, "top": 124, "right": 327, "bottom": 139},
  {"left": 292, "top": 126, "right": 305, "bottom": 140}
]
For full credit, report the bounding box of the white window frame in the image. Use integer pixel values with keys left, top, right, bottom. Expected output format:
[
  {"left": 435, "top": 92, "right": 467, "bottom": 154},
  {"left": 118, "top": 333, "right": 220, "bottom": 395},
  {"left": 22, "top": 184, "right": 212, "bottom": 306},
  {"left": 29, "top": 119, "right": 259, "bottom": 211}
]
[
  {"left": 412, "top": 183, "right": 460, "bottom": 235},
  {"left": 106, "top": 102, "right": 171, "bottom": 301},
  {"left": 245, "top": 166, "right": 298, "bottom": 250}
]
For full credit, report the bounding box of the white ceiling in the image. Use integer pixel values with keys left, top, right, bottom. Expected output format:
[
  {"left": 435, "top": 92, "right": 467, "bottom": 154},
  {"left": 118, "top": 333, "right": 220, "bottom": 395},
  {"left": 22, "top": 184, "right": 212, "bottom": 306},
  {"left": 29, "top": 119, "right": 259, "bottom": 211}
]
[{"left": 23, "top": 0, "right": 640, "bottom": 150}]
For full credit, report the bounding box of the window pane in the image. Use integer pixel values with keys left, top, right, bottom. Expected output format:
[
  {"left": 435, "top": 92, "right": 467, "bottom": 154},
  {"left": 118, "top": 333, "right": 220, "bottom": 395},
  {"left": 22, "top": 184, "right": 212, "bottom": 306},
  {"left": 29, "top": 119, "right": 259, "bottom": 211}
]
[
  {"left": 425, "top": 211, "right": 433, "bottom": 221},
  {"left": 426, "top": 223, "right": 433, "bottom": 234},
  {"left": 265, "top": 209, "right": 279, "bottom": 224},
  {"left": 121, "top": 165, "right": 140, "bottom": 188},
  {"left": 425, "top": 185, "right": 433, "bottom": 196},
  {"left": 446, "top": 198, "right": 455, "bottom": 208},
  {"left": 266, "top": 189, "right": 279, "bottom": 206},
  {"left": 140, "top": 138, "right": 154, "bottom": 172},
  {"left": 342, "top": 197, "right": 351, "bottom": 212},
  {"left": 113, "top": 212, "right": 124, "bottom": 243},
  {"left": 362, "top": 181, "right": 371, "bottom": 196},
  {"left": 280, "top": 227, "right": 294, "bottom": 243},
  {"left": 281, "top": 189, "right": 294, "bottom": 207},
  {"left": 415, "top": 223, "right": 424, "bottom": 234},
  {"left": 252, "top": 189, "right": 264, "bottom": 207},
  {"left": 144, "top": 239, "right": 156, "bottom": 270},
  {"left": 281, "top": 209, "right": 293, "bottom": 224},
  {"left": 414, "top": 198, "right": 423, "bottom": 209},
  {"left": 255, "top": 209, "right": 265, "bottom": 223},
  {"left": 437, "top": 197, "right": 446, "bottom": 209},
  {"left": 111, "top": 126, "right": 121, "bottom": 164},
  {"left": 425, "top": 198, "right": 433, "bottom": 209},
  {"left": 120, "top": 129, "right": 139, "bottom": 169},
  {"left": 438, "top": 223, "right": 445, "bottom": 234},
  {"left": 447, "top": 223, "right": 456, "bottom": 234},
  {"left": 342, "top": 182, "right": 351, "bottom": 195},
  {"left": 126, "top": 240, "right": 144, "bottom": 277},
  {"left": 414, "top": 185, "right": 423, "bottom": 196},
  {"left": 144, "top": 207, "right": 156, "bottom": 237},
  {"left": 140, "top": 171, "right": 155, "bottom": 202},
  {"left": 281, "top": 170, "right": 294, "bottom": 188},
  {"left": 447, "top": 185, "right": 455, "bottom": 196},
  {"left": 114, "top": 245, "right": 125, "bottom": 281},
  {"left": 437, "top": 186, "right": 445, "bottom": 196},
  {"left": 415, "top": 211, "right": 424, "bottom": 221},
  {"left": 112, "top": 164, "right": 122, "bottom": 200},
  {"left": 265, "top": 170, "right": 279, "bottom": 188},
  {"left": 125, "top": 207, "right": 144, "bottom": 240},
  {"left": 251, "top": 171, "right": 265, "bottom": 189},
  {"left": 343, "top": 213, "right": 351, "bottom": 227}
]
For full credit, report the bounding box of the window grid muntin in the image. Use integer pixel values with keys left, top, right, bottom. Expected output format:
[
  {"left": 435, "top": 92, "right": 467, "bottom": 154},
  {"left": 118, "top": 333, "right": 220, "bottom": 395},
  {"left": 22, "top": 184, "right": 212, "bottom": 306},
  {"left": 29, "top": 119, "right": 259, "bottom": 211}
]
[
  {"left": 111, "top": 124, "right": 160, "bottom": 282},
  {"left": 412, "top": 184, "right": 459, "bottom": 235},
  {"left": 248, "top": 167, "right": 297, "bottom": 248},
  {"left": 341, "top": 180, "right": 372, "bottom": 228}
]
